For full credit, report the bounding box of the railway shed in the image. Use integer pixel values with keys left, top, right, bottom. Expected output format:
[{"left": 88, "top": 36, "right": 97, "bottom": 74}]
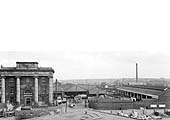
[{"left": 116, "top": 86, "right": 162, "bottom": 100}]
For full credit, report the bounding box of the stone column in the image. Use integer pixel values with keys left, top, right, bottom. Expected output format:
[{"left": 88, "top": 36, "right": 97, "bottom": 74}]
[
  {"left": 128, "top": 92, "right": 130, "bottom": 97},
  {"left": 49, "top": 77, "right": 53, "bottom": 104},
  {"left": 146, "top": 95, "right": 148, "bottom": 99},
  {"left": 34, "top": 77, "right": 38, "bottom": 103},
  {"left": 16, "top": 77, "right": 21, "bottom": 103},
  {"left": 1, "top": 77, "right": 5, "bottom": 103},
  {"left": 139, "top": 94, "right": 141, "bottom": 100}
]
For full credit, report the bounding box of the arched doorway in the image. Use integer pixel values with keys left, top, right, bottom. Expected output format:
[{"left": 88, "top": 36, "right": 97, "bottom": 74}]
[{"left": 24, "top": 89, "right": 33, "bottom": 106}]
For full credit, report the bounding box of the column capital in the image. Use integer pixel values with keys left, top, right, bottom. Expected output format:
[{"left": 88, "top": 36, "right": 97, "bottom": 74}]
[
  {"left": 15, "top": 76, "right": 21, "bottom": 79},
  {"left": 0, "top": 76, "right": 6, "bottom": 79},
  {"left": 48, "top": 76, "right": 53, "bottom": 79},
  {"left": 34, "top": 76, "right": 39, "bottom": 79}
]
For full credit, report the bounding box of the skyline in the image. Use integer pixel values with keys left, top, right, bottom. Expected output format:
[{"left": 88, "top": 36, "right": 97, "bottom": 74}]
[{"left": 0, "top": 51, "right": 170, "bottom": 80}]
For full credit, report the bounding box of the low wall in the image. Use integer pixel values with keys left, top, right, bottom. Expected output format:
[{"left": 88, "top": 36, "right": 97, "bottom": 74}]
[{"left": 88, "top": 98, "right": 169, "bottom": 110}]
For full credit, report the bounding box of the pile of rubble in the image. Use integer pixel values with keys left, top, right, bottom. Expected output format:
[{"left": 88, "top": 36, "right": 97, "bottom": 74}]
[{"left": 15, "top": 108, "right": 60, "bottom": 120}]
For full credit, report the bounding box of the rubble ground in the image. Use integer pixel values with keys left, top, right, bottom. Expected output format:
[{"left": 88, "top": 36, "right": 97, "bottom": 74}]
[{"left": 0, "top": 103, "right": 170, "bottom": 120}]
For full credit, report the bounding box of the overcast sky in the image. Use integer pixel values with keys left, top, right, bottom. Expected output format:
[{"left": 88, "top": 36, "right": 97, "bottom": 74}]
[
  {"left": 0, "top": 51, "right": 170, "bottom": 80},
  {"left": 0, "top": 1, "right": 170, "bottom": 80}
]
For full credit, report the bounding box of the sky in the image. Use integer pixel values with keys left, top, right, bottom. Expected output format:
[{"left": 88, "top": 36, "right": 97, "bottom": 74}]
[
  {"left": 0, "top": 1, "right": 170, "bottom": 80},
  {"left": 0, "top": 51, "right": 170, "bottom": 80}
]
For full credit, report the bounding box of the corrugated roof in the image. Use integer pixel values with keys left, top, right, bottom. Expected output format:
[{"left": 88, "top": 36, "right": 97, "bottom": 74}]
[
  {"left": 77, "top": 84, "right": 106, "bottom": 94},
  {"left": 117, "top": 86, "right": 162, "bottom": 98},
  {"left": 53, "top": 86, "right": 64, "bottom": 92},
  {"left": 88, "top": 87, "right": 106, "bottom": 94},
  {"left": 64, "top": 84, "right": 87, "bottom": 92},
  {"left": 77, "top": 84, "right": 96, "bottom": 90},
  {"left": 62, "top": 83, "right": 75, "bottom": 90},
  {"left": 61, "top": 83, "right": 105, "bottom": 94},
  {"left": 159, "top": 88, "right": 170, "bottom": 96},
  {"left": 123, "top": 85, "right": 166, "bottom": 91}
]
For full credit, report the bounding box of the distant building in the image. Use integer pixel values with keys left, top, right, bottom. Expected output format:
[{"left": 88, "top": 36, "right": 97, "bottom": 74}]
[
  {"left": 62, "top": 83, "right": 88, "bottom": 98},
  {"left": 128, "top": 82, "right": 147, "bottom": 85},
  {"left": 0, "top": 62, "right": 54, "bottom": 106}
]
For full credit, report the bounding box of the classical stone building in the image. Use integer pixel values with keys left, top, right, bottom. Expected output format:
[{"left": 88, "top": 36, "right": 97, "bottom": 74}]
[{"left": 0, "top": 62, "right": 54, "bottom": 106}]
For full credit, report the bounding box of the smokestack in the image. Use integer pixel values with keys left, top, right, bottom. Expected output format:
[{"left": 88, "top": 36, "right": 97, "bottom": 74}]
[{"left": 136, "top": 63, "right": 138, "bottom": 82}]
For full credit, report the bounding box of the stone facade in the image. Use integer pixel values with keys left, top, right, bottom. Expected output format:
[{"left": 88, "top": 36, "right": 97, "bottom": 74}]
[{"left": 0, "top": 62, "right": 54, "bottom": 106}]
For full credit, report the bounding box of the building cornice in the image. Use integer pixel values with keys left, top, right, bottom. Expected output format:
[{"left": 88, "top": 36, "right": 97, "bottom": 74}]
[{"left": 0, "top": 67, "right": 54, "bottom": 73}]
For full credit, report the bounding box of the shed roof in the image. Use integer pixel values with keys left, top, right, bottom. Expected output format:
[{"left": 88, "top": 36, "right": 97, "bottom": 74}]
[
  {"left": 63, "top": 84, "right": 87, "bottom": 92},
  {"left": 88, "top": 87, "right": 106, "bottom": 94},
  {"left": 159, "top": 88, "right": 170, "bottom": 97},
  {"left": 117, "top": 86, "right": 162, "bottom": 98},
  {"left": 62, "top": 83, "right": 105, "bottom": 94},
  {"left": 77, "top": 84, "right": 97, "bottom": 90},
  {"left": 53, "top": 86, "right": 64, "bottom": 92}
]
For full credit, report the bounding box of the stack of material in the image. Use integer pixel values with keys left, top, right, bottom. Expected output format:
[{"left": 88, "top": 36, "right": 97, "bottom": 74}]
[
  {"left": 129, "top": 110, "right": 138, "bottom": 118},
  {"left": 117, "top": 111, "right": 129, "bottom": 117},
  {"left": 15, "top": 109, "right": 51, "bottom": 119}
]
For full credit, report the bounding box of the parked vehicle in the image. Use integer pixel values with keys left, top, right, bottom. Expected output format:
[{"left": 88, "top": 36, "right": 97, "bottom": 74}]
[
  {"left": 68, "top": 103, "right": 75, "bottom": 108},
  {"left": 57, "top": 97, "right": 62, "bottom": 105},
  {"left": 62, "top": 98, "right": 67, "bottom": 103}
]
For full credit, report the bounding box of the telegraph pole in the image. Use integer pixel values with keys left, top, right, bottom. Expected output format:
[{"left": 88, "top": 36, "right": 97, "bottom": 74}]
[{"left": 56, "top": 78, "right": 58, "bottom": 98}]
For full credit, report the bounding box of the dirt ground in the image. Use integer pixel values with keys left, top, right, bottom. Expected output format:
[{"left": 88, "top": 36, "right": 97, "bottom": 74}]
[
  {"left": 27, "top": 104, "right": 170, "bottom": 120},
  {"left": 29, "top": 107, "right": 133, "bottom": 120},
  {"left": 0, "top": 103, "right": 170, "bottom": 120}
]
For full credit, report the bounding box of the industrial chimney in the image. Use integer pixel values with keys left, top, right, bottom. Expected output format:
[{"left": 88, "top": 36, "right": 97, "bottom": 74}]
[{"left": 136, "top": 63, "right": 138, "bottom": 82}]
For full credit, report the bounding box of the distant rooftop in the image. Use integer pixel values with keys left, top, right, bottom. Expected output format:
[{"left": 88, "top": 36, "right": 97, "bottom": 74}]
[{"left": 117, "top": 86, "right": 162, "bottom": 98}]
